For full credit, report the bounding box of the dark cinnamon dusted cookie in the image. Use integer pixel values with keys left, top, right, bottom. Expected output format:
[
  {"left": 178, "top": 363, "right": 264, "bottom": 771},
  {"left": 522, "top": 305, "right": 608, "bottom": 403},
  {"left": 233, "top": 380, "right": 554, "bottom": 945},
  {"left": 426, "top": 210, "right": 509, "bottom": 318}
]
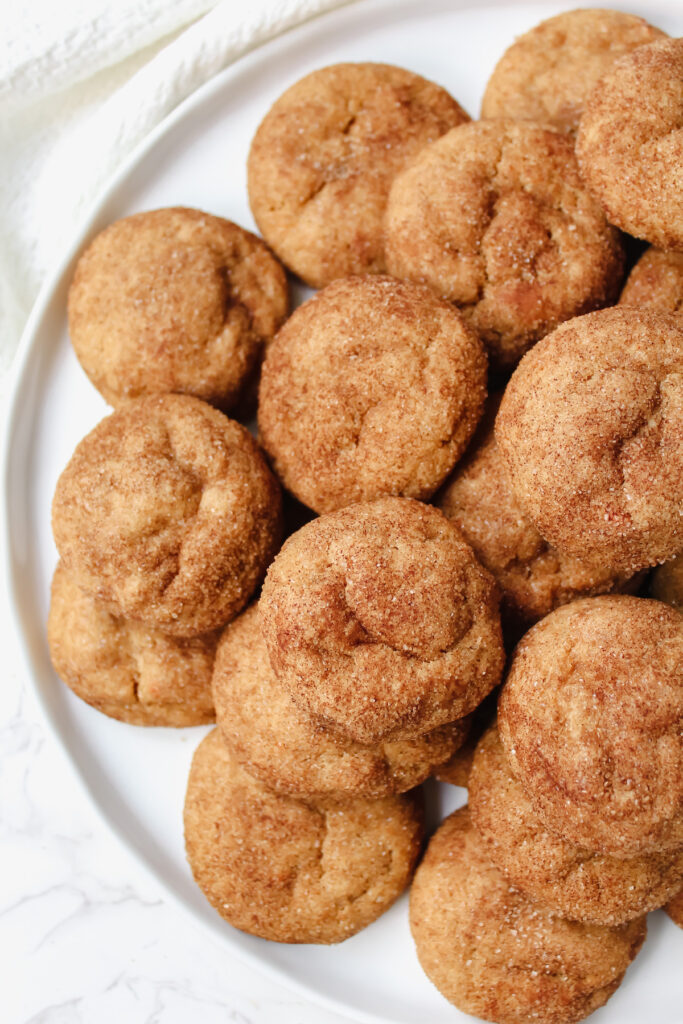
[{"left": 619, "top": 247, "right": 683, "bottom": 314}]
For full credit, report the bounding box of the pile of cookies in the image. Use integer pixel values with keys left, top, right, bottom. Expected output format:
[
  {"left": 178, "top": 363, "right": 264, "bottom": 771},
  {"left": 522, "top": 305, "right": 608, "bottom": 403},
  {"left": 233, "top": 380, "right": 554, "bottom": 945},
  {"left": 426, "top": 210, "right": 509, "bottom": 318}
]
[{"left": 46, "top": 5, "right": 683, "bottom": 1023}]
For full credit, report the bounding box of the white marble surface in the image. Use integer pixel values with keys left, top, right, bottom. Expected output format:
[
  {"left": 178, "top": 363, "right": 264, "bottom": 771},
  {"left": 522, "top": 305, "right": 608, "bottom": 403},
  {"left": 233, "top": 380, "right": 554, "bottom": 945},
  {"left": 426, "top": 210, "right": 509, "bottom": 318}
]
[{"left": 0, "top": 608, "right": 353, "bottom": 1024}]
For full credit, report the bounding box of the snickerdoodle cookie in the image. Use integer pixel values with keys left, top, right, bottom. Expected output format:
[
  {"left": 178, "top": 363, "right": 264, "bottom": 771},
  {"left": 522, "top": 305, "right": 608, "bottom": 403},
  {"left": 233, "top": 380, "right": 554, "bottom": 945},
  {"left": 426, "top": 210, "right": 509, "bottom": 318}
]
[
  {"left": 48, "top": 562, "right": 215, "bottom": 726},
  {"left": 184, "top": 729, "right": 422, "bottom": 943},
  {"left": 470, "top": 726, "right": 683, "bottom": 926},
  {"left": 52, "top": 395, "right": 282, "bottom": 637},
  {"left": 651, "top": 554, "right": 683, "bottom": 611},
  {"left": 247, "top": 63, "right": 468, "bottom": 287},
  {"left": 258, "top": 275, "right": 487, "bottom": 514},
  {"left": 577, "top": 38, "right": 683, "bottom": 249},
  {"left": 496, "top": 307, "right": 683, "bottom": 573},
  {"left": 68, "top": 208, "right": 288, "bottom": 409},
  {"left": 410, "top": 807, "right": 646, "bottom": 1024},
  {"left": 498, "top": 596, "right": 683, "bottom": 857},
  {"left": 437, "top": 398, "right": 638, "bottom": 628},
  {"left": 385, "top": 119, "right": 623, "bottom": 368},
  {"left": 666, "top": 889, "right": 683, "bottom": 928},
  {"left": 481, "top": 9, "right": 665, "bottom": 134},
  {"left": 212, "top": 604, "right": 468, "bottom": 800},
  {"left": 259, "top": 498, "right": 504, "bottom": 745},
  {"left": 619, "top": 247, "right": 683, "bottom": 313}
]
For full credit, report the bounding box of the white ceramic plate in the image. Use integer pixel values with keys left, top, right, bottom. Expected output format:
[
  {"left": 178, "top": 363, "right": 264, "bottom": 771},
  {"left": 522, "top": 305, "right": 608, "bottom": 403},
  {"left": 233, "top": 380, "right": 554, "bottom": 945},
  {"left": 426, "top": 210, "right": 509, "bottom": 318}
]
[{"left": 4, "top": 1, "right": 683, "bottom": 1021}]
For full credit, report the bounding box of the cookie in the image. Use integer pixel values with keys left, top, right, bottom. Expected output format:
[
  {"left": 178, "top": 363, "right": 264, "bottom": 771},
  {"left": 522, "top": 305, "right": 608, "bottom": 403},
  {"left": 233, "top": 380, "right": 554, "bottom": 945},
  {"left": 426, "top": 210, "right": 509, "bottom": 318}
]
[
  {"left": 435, "top": 689, "right": 498, "bottom": 788},
  {"left": 498, "top": 596, "right": 683, "bottom": 857},
  {"left": 212, "top": 604, "right": 468, "bottom": 800},
  {"left": 52, "top": 395, "right": 282, "bottom": 637},
  {"left": 577, "top": 38, "right": 683, "bottom": 249},
  {"left": 47, "top": 562, "right": 215, "bottom": 726},
  {"left": 258, "top": 275, "right": 487, "bottom": 514},
  {"left": 184, "top": 729, "right": 422, "bottom": 943},
  {"left": 247, "top": 63, "right": 468, "bottom": 287},
  {"left": 481, "top": 9, "right": 665, "bottom": 134},
  {"left": 259, "top": 498, "right": 504, "bottom": 745},
  {"left": 470, "top": 726, "right": 683, "bottom": 926},
  {"left": 651, "top": 554, "right": 683, "bottom": 611},
  {"left": 496, "top": 307, "right": 683, "bottom": 573},
  {"left": 68, "top": 207, "right": 288, "bottom": 409},
  {"left": 619, "top": 247, "right": 683, "bottom": 314},
  {"left": 437, "top": 397, "right": 639, "bottom": 629},
  {"left": 665, "top": 889, "right": 683, "bottom": 929},
  {"left": 385, "top": 119, "right": 623, "bottom": 368},
  {"left": 410, "top": 807, "right": 646, "bottom": 1024}
]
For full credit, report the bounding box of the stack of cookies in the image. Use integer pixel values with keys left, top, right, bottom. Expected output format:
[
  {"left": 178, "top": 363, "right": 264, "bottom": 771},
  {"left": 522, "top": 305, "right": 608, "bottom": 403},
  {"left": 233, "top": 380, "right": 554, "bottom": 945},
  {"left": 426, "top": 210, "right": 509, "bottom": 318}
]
[{"left": 45, "top": 5, "right": 683, "bottom": 1022}]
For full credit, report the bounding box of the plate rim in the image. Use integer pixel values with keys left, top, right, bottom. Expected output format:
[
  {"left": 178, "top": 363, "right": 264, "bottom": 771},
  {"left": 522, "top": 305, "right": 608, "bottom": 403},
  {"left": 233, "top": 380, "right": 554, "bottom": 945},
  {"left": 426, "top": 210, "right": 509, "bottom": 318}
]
[{"left": 3, "top": 1, "right": 683, "bottom": 1021}]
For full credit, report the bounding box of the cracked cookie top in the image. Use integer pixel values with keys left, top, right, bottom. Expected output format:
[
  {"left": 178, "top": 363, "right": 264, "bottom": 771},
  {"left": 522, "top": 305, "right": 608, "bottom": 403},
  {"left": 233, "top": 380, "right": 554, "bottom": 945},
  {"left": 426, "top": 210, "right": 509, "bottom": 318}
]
[
  {"left": 183, "top": 728, "right": 423, "bottom": 943},
  {"left": 47, "top": 561, "right": 216, "bottom": 726},
  {"left": 577, "top": 38, "right": 683, "bottom": 250},
  {"left": 481, "top": 9, "right": 665, "bottom": 135},
  {"left": 410, "top": 806, "right": 646, "bottom": 1024},
  {"left": 496, "top": 306, "right": 683, "bottom": 573},
  {"left": 498, "top": 596, "right": 683, "bottom": 857},
  {"left": 259, "top": 498, "right": 504, "bottom": 745},
  {"left": 385, "top": 119, "right": 623, "bottom": 369},
  {"left": 68, "top": 207, "right": 288, "bottom": 410},
  {"left": 247, "top": 63, "right": 468, "bottom": 288},
  {"left": 51, "top": 394, "right": 282, "bottom": 637},
  {"left": 437, "top": 396, "right": 639, "bottom": 630},
  {"left": 212, "top": 603, "right": 469, "bottom": 800},
  {"left": 257, "top": 275, "right": 487, "bottom": 514},
  {"left": 469, "top": 726, "right": 683, "bottom": 926}
]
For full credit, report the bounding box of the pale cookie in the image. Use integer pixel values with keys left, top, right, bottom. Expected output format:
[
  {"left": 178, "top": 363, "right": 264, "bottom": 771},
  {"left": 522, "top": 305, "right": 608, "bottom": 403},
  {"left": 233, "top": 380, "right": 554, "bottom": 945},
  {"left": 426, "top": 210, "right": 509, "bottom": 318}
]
[
  {"left": 247, "top": 63, "right": 468, "bottom": 287},
  {"left": 184, "top": 729, "right": 423, "bottom": 943}
]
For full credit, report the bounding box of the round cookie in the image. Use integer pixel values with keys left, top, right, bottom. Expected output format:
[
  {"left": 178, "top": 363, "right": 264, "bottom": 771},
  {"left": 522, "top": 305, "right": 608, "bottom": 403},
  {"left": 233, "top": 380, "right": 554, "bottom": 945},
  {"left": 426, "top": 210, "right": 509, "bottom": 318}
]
[
  {"left": 212, "top": 604, "right": 469, "bottom": 800},
  {"left": 469, "top": 726, "right": 683, "bottom": 926},
  {"left": 481, "top": 9, "right": 665, "bottom": 134},
  {"left": 498, "top": 596, "right": 683, "bottom": 857},
  {"left": 385, "top": 119, "right": 623, "bottom": 368},
  {"left": 48, "top": 562, "right": 215, "bottom": 726},
  {"left": 496, "top": 307, "right": 683, "bottom": 573},
  {"left": 184, "top": 729, "right": 423, "bottom": 943},
  {"left": 665, "top": 889, "right": 683, "bottom": 929},
  {"left": 247, "top": 63, "right": 469, "bottom": 287},
  {"left": 258, "top": 275, "right": 487, "bottom": 514},
  {"left": 651, "top": 554, "right": 683, "bottom": 611},
  {"left": 52, "top": 394, "right": 282, "bottom": 637},
  {"left": 259, "top": 498, "right": 504, "bottom": 745},
  {"left": 68, "top": 207, "right": 288, "bottom": 409},
  {"left": 619, "top": 247, "right": 683, "bottom": 314},
  {"left": 437, "top": 397, "right": 639, "bottom": 628},
  {"left": 410, "top": 807, "right": 646, "bottom": 1024},
  {"left": 577, "top": 38, "right": 683, "bottom": 249}
]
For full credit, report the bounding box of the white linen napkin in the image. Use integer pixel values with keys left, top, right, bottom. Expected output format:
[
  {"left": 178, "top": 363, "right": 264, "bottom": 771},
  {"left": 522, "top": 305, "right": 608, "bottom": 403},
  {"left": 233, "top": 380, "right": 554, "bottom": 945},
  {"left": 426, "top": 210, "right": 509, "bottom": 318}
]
[{"left": 0, "top": 0, "right": 357, "bottom": 380}]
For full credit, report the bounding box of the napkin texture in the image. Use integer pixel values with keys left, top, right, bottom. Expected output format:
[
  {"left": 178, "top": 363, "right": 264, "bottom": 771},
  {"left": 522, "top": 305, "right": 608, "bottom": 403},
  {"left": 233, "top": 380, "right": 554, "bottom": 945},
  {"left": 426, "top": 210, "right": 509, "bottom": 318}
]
[{"left": 0, "top": 0, "right": 356, "bottom": 378}]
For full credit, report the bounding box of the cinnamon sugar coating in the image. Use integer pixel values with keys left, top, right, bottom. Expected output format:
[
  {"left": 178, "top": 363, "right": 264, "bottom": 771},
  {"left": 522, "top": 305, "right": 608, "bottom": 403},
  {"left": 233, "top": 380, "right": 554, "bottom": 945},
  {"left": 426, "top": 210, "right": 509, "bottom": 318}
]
[
  {"left": 437, "top": 398, "right": 638, "bottom": 628},
  {"left": 481, "top": 9, "right": 665, "bottom": 134},
  {"left": 651, "top": 554, "right": 683, "bottom": 611},
  {"left": 68, "top": 208, "right": 288, "bottom": 409},
  {"left": 247, "top": 63, "right": 468, "bottom": 287},
  {"left": 496, "top": 307, "right": 683, "bottom": 573},
  {"left": 665, "top": 889, "right": 683, "bottom": 929},
  {"left": 385, "top": 119, "right": 623, "bottom": 369},
  {"left": 183, "top": 729, "right": 422, "bottom": 943},
  {"left": 259, "top": 498, "right": 504, "bottom": 745},
  {"left": 498, "top": 596, "right": 683, "bottom": 857},
  {"left": 52, "top": 395, "right": 282, "bottom": 637},
  {"left": 258, "top": 275, "right": 487, "bottom": 514},
  {"left": 410, "top": 807, "right": 646, "bottom": 1024},
  {"left": 212, "top": 604, "right": 468, "bottom": 800},
  {"left": 470, "top": 726, "right": 683, "bottom": 926},
  {"left": 619, "top": 247, "right": 683, "bottom": 314},
  {"left": 577, "top": 38, "right": 683, "bottom": 249},
  {"left": 48, "top": 562, "right": 215, "bottom": 726}
]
